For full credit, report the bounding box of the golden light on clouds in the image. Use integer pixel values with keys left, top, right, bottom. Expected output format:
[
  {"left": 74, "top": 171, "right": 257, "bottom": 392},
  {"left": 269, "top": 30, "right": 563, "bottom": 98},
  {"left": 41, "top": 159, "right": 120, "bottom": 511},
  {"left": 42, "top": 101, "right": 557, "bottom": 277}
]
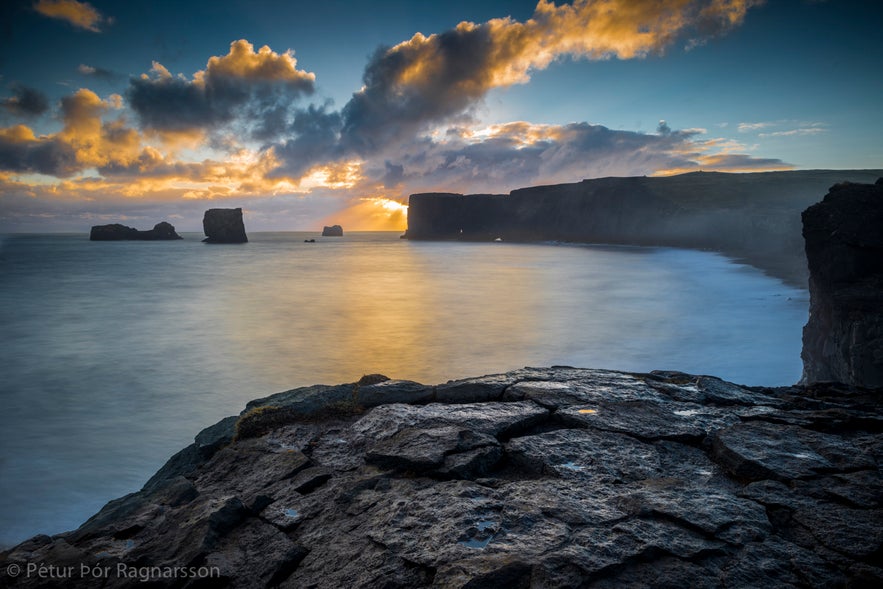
[
  {"left": 33, "top": 0, "right": 105, "bottom": 32},
  {"left": 205, "top": 40, "right": 316, "bottom": 84},
  {"left": 300, "top": 161, "right": 364, "bottom": 191},
  {"left": 381, "top": 0, "right": 761, "bottom": 97}
]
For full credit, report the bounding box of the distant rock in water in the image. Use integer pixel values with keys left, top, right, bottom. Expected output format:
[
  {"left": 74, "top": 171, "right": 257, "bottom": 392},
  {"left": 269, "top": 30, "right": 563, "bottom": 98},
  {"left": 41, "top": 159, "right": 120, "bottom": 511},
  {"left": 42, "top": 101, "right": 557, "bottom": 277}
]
[
  {"left": 203, "top": 208, "right": 247, "bottom": 243},
  {"left": 801, "top": 178, "right": 883, "bottom": 387},
  {"left": 90, "top": 221, "right": 182, "bottom": 241},
  {"left": 322, "top": 224, "right": 343, "bottom": 236}
]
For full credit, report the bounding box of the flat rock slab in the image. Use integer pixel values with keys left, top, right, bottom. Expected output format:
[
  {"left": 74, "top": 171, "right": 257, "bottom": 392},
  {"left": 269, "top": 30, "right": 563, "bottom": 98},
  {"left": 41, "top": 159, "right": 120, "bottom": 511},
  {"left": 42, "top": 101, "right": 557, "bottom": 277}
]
[
  {"left": 711, "top": 420, "right": 874, "bottom": 481},
  {"left": 2, "top": 367, "right": 881, "bottom": 588}
]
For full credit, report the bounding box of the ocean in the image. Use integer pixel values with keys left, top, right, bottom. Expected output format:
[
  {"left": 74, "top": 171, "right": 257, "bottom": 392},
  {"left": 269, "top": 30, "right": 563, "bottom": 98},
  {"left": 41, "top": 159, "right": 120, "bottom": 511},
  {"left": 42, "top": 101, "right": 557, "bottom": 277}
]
[{"left": 0, "top": 231, "right": 808, "bottom": 547}]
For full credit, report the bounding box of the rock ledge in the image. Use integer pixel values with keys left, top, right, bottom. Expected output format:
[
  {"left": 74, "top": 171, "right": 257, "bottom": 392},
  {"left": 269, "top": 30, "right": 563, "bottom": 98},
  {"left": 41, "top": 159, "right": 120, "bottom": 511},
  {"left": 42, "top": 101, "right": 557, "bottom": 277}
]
[{"left": 2, "top": 367, "right": 880, "bottom": 588}]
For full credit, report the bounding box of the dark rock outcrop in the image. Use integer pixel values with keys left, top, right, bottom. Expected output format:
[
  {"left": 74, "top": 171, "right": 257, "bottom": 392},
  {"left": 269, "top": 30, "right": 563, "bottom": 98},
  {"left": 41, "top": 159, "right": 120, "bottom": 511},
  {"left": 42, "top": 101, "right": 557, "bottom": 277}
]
[
  {"left": 3, "top": 367, "right": 880, "bottom": 588},
  {"left": 322, "top": 224, "right": 343, "bottom": 236},
  {"left": 90, "top": 222, "right": 182, "bottom": 241},
  {"left": 405, "top": 170, "right": 883, "bottom": 285},
  {"left": 203, "top": 208, "right": 248, "bottom": 243},
  {"left": 801, "top": 179, "right": 883, "bottom": 387}
]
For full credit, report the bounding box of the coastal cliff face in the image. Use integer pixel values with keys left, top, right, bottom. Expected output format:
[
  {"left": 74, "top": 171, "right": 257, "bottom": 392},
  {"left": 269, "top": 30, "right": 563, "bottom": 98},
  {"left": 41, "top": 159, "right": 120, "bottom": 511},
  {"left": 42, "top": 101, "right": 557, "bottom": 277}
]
[
  {"left": 3, "top": 368, "right": 881, "bottom": 588},
  {"left": 406, "top": 170, "right": 883, "bottom": 284},
  {"left": 202, "top": 208, "right": 248, "bottom": 243},
  {"left": 801, "top": 179, "right": 883, "bottom": 387},
  {"left": 89, "top": 222, "right": 182, "bottom": 241}
]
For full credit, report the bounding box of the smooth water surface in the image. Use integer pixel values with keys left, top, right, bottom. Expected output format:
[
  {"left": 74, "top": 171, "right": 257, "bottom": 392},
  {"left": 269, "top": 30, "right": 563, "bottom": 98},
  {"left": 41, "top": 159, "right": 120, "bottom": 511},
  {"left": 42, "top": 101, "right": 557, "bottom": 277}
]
[{"left": 0, "top": 232, "right": 807, "bottom": 546}]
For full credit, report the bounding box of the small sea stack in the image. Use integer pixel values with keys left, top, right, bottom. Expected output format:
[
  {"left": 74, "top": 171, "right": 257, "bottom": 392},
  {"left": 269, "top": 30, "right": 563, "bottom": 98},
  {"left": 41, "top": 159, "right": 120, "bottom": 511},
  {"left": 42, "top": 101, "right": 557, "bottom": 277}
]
[
  {"left": 90, "top": 221, "right": 182, "bottom": 241},
  {"left": 203, "top": 208, "right": 248, "bottom": 243},
  {"left": 322, "top": 224, "right": 343, "bottom": 237}
]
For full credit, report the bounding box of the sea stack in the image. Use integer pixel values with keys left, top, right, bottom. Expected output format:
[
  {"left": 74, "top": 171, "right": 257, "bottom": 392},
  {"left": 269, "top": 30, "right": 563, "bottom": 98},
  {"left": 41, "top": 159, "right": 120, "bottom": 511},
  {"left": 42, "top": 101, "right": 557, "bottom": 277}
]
[
  {"left": 322, "top": 224, "right": 343, "bottom": 237},
  {"left": 800, "top": 178, "right": 883, "bottom": 387},
  {"left": 203, "top": 208, "right": 248, "bottom": 243},
  {"left": 90, "top": 221, "right": 182, "bottom": 241}
]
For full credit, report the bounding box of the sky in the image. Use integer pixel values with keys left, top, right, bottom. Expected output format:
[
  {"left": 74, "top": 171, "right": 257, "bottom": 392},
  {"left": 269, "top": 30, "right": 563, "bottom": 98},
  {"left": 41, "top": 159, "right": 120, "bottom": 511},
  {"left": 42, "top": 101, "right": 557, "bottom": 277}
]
[{"left": 1, "top": 0, "right": 881, "bottom": 232}]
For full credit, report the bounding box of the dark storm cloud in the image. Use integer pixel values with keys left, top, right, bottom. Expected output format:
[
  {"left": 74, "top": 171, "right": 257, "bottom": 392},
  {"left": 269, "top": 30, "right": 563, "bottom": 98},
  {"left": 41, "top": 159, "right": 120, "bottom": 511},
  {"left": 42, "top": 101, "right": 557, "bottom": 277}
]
[
  {"left": 383, "top": 161, "right": 404, "bottom": 188},
  {"left": 128, "top": 73, "right": 221, "bottom": 131},
  {"left": 127, "top": 40, "right": 316, "bottom": 137},
  {"left": 270, "top": 104, "right": 343, "bottom": 177},
  {"left": 2, "top": 84, "right": 49, "bottom": 117},
  {"left": 0, "top": 133, "right": 79, "bottom": 176}
]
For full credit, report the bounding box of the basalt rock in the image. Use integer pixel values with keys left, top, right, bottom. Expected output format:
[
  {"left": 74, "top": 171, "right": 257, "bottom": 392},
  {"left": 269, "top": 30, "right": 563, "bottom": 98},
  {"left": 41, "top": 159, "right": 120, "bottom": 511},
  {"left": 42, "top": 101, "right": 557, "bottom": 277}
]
[
  {"left": 203, "top": 208, "right": 248, "bottom": 243},
  {"left": 321, "top": 224, "right": 343, "bottom": 237},
  {"left": 801, "top": 178, "right": 883, "bottom": 387},
  {"left": 2, "top": 367, "right": 880, "bottom": 588},
  {"left": 89, "top": 221, "right": 182, "bottom": 241}
]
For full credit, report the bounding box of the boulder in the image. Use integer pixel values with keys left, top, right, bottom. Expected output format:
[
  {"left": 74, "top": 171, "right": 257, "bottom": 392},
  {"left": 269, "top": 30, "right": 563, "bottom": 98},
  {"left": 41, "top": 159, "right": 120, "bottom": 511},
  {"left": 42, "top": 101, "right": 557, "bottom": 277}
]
[
  {"left": 89, "top": 221, "right": 182, "bottom": 241},
  {"left": 322, "top": 224, "right": 343, "bottom": 236},
  {"left": 203, "top": 208, "right": 248, "bottom": 243},
  {"left": 801, "top": 178, "right": 883, "bottom": 387}
]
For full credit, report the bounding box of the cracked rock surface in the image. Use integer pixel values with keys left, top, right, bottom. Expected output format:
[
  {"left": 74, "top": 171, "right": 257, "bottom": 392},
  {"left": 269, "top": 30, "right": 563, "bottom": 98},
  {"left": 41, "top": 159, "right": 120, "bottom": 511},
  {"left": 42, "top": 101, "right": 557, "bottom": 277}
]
[{"left": 2, "top": 368, "right": 881, "bottom": 588}]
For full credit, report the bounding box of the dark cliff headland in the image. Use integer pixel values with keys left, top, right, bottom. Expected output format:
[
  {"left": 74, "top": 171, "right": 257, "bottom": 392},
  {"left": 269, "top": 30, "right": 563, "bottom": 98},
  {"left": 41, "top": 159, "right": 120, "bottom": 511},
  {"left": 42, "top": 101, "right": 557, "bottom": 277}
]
[
  {"left": 2, "top": 180, "right": 881, "bottom": 588},
  {"left": 405, "top": 169, "right": 883, "bottom": 286}
]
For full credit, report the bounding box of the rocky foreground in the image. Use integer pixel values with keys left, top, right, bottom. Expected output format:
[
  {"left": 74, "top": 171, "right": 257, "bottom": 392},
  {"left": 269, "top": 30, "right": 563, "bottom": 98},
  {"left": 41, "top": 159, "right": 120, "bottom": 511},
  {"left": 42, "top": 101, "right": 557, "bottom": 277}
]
[{"left": 3, "top": 368, "right": 881, "bottom": 588}]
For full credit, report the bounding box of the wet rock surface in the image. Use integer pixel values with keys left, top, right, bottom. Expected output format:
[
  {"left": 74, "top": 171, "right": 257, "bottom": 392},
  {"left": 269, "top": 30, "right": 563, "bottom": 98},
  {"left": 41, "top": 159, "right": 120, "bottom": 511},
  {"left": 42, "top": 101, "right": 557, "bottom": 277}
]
[{"left": 3, "top": 367, "right": 881, "bottom": 588}]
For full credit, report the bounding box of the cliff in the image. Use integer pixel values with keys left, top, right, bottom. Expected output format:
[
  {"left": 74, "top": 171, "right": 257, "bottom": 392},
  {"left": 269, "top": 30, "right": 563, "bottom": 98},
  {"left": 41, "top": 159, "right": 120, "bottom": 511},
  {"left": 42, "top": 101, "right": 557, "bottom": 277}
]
[
  {"left": 89, "top": 222, "right": 182, "bottom": 241},
  {"left": 801, "top": 179, "right": 883, "bottom": 387},
  {"left": 406, "top": 170, "right": 883, "bottom": 285}
]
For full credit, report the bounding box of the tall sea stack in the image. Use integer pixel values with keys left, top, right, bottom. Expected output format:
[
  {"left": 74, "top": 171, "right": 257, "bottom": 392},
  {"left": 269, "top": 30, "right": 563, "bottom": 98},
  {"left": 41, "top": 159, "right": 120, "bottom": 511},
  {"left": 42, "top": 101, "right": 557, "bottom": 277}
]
[
  {"left": 203, "top": 208, "right": 248, "bottom": 243},
  {"left": 801, "top": 179, "right": 883, "bottom": 387}
]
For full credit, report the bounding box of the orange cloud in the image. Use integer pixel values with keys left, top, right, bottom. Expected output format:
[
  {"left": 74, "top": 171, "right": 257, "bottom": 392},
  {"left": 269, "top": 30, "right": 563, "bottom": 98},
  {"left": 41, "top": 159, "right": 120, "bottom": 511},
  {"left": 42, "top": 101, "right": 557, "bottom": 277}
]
[
  {"left": 0, "top": 125, "right": 38, "bottom": 143},
  {"left": 203, "top": 39, "right": 316, "bottom": 85},
  {"left": 386, "top": 0, "right": 760, "bottom": 91},
  {"left": 33, "top": 0, "right": 106, "bottom": 32}
]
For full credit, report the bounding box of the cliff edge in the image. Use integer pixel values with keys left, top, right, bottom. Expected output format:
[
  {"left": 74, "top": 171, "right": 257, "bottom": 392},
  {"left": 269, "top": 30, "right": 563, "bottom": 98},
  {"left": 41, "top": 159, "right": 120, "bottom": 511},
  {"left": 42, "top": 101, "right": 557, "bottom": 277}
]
[
  {"left": 2, "top": 369, "right": 880, "bottom": 588},
  {"left": 406, "top": 170, "right": 883, "bottom": 285},
  {"left": 801, "top": 179, "right": 883, "bottom": 387}
]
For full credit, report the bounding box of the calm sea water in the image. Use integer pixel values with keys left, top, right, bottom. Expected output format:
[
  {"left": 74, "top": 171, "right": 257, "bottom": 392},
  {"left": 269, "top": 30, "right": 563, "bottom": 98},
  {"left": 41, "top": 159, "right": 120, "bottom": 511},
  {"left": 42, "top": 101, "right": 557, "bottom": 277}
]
[{"left": 0, "top": 231, "right": 807, "bottom": 547}]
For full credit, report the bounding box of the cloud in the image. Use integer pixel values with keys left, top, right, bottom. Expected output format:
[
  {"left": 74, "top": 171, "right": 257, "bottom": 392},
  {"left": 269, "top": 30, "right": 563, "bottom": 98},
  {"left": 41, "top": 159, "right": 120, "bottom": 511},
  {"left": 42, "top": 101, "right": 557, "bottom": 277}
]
[
  {"left": 338, "top": 0, "right": 763, "bottom": 153},
  {"left": 0, "top": 125, "right": 79, "bottom": 176},
  {"left": 127, "top": 40, "right": 315, "bottom": 137},
  {"left": 33, "top": 0, "right": 106, "bottom": 32},
  {"left": 346, "top": 121, "right": 777, "bottom": 198},
  {"left": 0, "top": 89, "right": 145, "bottom": 177},
  {"left": 739, "top": 120, "right": 828, "bottom": 138},
  {"left": 78, "top": 64, "right": 121, "bottom": 81},
  {"left": 1, "top": 84, "right": 50, "bottom": 117},
  {"left": 759, "top": 126, "right": 826, "bottom": 138},
  {"left": 738, "top": 122, "right": 773, "bottom": 132}
]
